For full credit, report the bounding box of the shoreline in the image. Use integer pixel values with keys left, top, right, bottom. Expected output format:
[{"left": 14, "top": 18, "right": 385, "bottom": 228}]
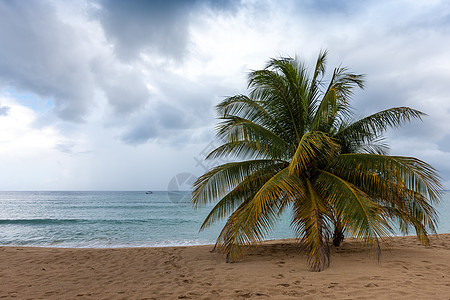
[
  {"left": 1, "top": 234, "right": 449, "bottom": 299},
  {"left": 1, "top": 232, "right": 448, "bottom": 249}
]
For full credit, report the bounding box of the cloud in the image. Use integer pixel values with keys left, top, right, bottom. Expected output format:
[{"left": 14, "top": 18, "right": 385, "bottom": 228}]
[
  {"left": 0, "top": 0, "right": 449, "bottom": 189},
  {"left": 0, "top": 0, "right": 237, "bottom": 126},
  {"left": 91, "top": 56, "right": 151, "bottom": 115},
  {"left": 293, "top": 0, "right": 368, "bottom": 15},
  {"left": 97, "top": 0, "right": 239, "bottom": 61},
  {"left": 0, "top": 96, "right": 74, "bottom": 158},
  {"left": 0, "top": 0, "right": 155, "bottom": 124},
  {"left": 120, "top": 115, "right": 159, "bottom": 145},
  {"left": 0, "top": 1, "right": 97, "bottom": 122},
  {"left": 119, "top": 95, "right": 212, "bottom": 145},
  {"left": 97, "top": 0, "right": 191, "bottom": 61},
  {"left": 0, "top": 105, "right": 10, "bottom": 116}
]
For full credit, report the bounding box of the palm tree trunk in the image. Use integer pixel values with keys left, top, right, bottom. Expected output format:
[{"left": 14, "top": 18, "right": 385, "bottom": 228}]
[{"left": 332, "top": 222, "right": 345, "bottom": 247}]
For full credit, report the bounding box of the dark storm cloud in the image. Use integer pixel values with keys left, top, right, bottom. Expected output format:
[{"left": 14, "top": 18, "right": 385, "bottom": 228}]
[
  {"left": 106, "top": 30, "right": 239, "bottom": 145},
  {"left": 118, "top": 70, "right": 231, "bottom": 145},
  {"left": 120, "top": 98, "right": 208, "bottom": 145},
  {"left": 0, "top": 0, "right": 154, "bottom": 123},
  {"left": 120, "top": 120, "right": 159, "bottom": 145},
  {"left": 157, "top": 103, "right": 188, "bottom": 129},
  {"left": 97, "top": 0, "right": 239, "bottom": 61},
  {"left": 0, "top": 0, "right": 238, "bottom": 125},
  {"left": 0, "top": 1, "right": 94, "bottom": 122},
  {"left": 97, "top": 0, "right": 191, "bottom": 60}
]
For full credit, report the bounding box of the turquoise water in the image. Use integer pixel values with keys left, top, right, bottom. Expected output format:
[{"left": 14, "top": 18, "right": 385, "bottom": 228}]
[{"left": 0, "top": 191, "right": 449, "bottom": 248}]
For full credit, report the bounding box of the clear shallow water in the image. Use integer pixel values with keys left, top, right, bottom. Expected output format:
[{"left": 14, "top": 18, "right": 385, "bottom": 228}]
[{"left": 0, "top": 191, "right": 449, "bottom": 248}]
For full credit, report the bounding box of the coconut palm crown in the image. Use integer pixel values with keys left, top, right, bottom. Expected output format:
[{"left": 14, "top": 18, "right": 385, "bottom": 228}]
[{"left": 192, "top": 50, "right": 442, "bottom": 271}]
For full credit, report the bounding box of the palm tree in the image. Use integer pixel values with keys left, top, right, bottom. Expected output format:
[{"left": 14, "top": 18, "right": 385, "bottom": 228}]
[{"left": 191, "top": 50, "right": 442, "bottom": 271}]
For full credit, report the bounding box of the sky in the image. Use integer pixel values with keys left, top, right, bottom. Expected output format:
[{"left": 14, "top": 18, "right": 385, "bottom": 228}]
[{"left": 0, "top": 0, "right": 449, "bottom": 191}]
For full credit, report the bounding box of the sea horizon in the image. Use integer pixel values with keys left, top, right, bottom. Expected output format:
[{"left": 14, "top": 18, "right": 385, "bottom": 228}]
[{"left": 1, "top": 190, "right": 449, "bottom": 249}]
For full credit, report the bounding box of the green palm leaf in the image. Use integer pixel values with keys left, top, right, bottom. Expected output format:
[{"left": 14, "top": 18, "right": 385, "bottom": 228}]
[
  {"left": 199, "top": 162, "right": 286, "bottom": 230},
  {"left": 211, "top": 116, "right": 292, "bottom": 160},
  {"left": 289, "top": 131, "right": 339, "bottom": 176},
  {"left": 216, "top": 94, "right": 290, "bottom": 141},
  {"left": 316, "top": 170, "right": 392, "bottom": 252},
  {"left": 192, "top": 160, "right": 279, "bottom": 208},
  {"left": 291, "top": 178, "right": 330, "bottom": 271},
  {"left": 335, "top": 107, "right": 425, "bottom": 147},
  {"left": 217, "top": 168, "right": 302, "bottom": 261}
]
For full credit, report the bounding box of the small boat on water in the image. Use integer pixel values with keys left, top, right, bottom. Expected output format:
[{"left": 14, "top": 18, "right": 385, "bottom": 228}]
[{"left": 146, "top": 191, "right": 153, "bottom": 194}]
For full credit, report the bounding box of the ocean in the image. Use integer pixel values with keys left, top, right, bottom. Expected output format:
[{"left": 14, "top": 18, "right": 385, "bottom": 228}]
[{"left": 0, "top": 191, "right": 449, "bottom": 248}]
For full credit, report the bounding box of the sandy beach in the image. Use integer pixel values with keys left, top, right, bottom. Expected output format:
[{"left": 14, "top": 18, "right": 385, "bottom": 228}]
[{"left": 0, "top": 234, "right": 449, "bottom": 299}]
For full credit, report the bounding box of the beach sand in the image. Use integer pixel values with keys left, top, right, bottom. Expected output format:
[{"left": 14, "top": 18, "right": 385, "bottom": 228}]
[{"left": 0, "top": 234, "right": 449, "bottom": 299}]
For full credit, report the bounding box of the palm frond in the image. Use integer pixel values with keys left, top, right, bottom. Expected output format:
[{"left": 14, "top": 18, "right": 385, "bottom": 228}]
[
  {"left": 330, "top": 153, "right": 442, "bottom": 203},
  {"left": 212, "top": 116, "right": 292, "bottom": 160},
  {"left": 358, "top": 137, "right": 390, "bottom": 155},
  {"left": 289, "top": 131, "right": 339, "bottom": 176},
  {"left": 192, "top": 160, "right": 280, "bottom": 208},
  {"left": 216, "top": 94, "right": 290, "bottom": 140},
  {"left": 330, "top": 66, "right": 365, "bottom": 103},
  {"left": 291, "top": 178, "right": 330, "bottom": 271},
  {"left": 310, "top": 85, "right": 337, "bottom": 131},
  {"left": 316, "top": 170, "right": 392, "bottom": 256},
  {"left": 328, "top": 153, "right": 441, "bottom": 242},
  {"left": 217, "top": 168, "right": 303, "bottom": 261},
  {"left": 311, "top": 66, "right": 365, "bottom": 132},
  {"left": 199, "top": 162, "right": 285, "bottom": 230},
  {"left": 335, "top": 107, "right": 425, "bottom": 145},
  {"left": 248, "top": 68, "right": 303, "bottom": 143},
  {"left": 311, "top": 49, "right": 328, "bottom": 82}
]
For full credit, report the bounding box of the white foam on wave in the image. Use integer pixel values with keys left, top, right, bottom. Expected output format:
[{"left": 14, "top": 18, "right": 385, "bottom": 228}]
[{"left": 5, "top": 239, "right": 217, "bottom": 249}]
